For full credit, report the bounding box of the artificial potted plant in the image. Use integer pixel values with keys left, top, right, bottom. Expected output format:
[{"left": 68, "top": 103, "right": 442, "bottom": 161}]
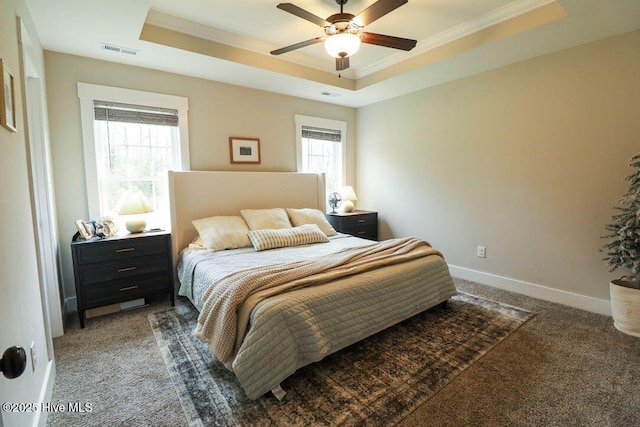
[{"left": 601, "top": 152, "right": 640, "bottom": 337}]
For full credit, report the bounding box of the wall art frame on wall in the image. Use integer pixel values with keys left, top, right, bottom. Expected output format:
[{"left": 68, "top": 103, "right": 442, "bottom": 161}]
[
  {"left": 0, "top": 59, "right": 17, "bottom": 133},
  {"left": 229, "top": 137, "right": 261, "bottom": 164}
]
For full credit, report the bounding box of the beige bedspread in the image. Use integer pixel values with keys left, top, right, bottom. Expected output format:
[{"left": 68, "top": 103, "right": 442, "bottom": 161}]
[{"left": 194, "top": 237, "right": 442, "bottom": 366}]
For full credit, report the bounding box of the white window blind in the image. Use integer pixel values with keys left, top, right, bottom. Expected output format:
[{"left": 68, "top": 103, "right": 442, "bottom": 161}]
[
  {"left": 93, "top": 101, "right": 179, "bottom": 126},
  {"left": 300, "top": 125, "right": 343, "bottom": 196},
  {"left": 92, "top": 100, "right": 180, "bottom": 228}
]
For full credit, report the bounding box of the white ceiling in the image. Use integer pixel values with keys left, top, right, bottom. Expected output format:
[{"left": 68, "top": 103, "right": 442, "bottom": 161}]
[{"left": 25, "top": 0, "right": 640, "bottom": 107}]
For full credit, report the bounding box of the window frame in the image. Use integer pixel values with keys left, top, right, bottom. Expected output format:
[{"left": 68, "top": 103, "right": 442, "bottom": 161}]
[
  {"left": 295, "top": 114, "right": 347, "bottom": 191},
  {"left": 78, "top": 83, "right": 190, "bottom": 220}
]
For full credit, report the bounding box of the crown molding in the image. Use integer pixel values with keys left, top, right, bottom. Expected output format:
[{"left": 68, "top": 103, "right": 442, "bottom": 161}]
[
  {"left": 355, "top": 0, "right": 556, "bottom": 78},
  {"left": 145, "top": 0, "right": 554, "bottom": 82},
  {"left": 144, "top": 9, "right": 357, "bottom": 78}
]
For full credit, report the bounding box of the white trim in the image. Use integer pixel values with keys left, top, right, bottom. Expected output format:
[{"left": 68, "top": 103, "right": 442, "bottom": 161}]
[
  {"left": 33, "top": 360, "right": 55, "bottom": 427},
  {"left": 294, "top": 114, "right": 347, "bottom": 188},
  {"left": 144, "top": 9, "right": 343, "bottom": 77},
  {"left": 77, "top": 83, "right": 190, "bottom": 219},
  {"left": 448, "top": 265, "right": 612, "bottom": 316},
  {"left": 146, "top": 0, "right": 552, "bottom": 81}
]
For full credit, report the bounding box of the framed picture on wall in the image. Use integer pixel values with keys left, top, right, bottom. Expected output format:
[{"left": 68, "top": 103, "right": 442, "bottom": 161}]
[
  {"left": 0, "top": 59, "right": 17, "bottom": 133},
  {"left": 229, "top": 137, "right": 261, "bottom": 164}
]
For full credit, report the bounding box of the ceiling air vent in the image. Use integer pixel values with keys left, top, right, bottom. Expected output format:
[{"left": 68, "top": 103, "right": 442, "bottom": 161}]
[{"left": 101, "top": 43, "right": 139, "bottom": 56}]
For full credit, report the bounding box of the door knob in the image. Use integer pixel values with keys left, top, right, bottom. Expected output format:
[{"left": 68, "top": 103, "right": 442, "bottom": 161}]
[{"left": 0, "top": 346, "right": 27, "bottom": 379}]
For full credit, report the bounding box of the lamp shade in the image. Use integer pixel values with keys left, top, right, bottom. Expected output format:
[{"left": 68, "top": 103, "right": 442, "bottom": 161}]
[
  {"left": 341, "top": 186, "right": 358, "bottom": 201},
  {"left": 341, "top": 186, "right": 357, "bottom": 212},
  {"left": 324, "top": 33, "right": 361, "bottom": 58},
  {"left": 117, "top": 191, "right": 154, "bottom": 233},
  {"left": 117, "top": 191, "right": 154, "bottom": 215}
]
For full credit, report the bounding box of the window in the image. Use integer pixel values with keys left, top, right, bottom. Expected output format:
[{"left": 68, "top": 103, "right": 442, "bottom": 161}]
[
  {"left": 295, "top": 115, "right": 346, "bottom": 199},
  {"left": 78, "top": 84, "right": 189, "bottom": 229}
]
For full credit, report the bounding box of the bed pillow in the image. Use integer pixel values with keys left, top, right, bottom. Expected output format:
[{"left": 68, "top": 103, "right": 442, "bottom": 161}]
[
  {"left": 286, "top": 208, "right": 337, "bottom": 237},
  {"left": 241, "top": 208, "right": 292, "bottom": 230},
  {"left": 188, "top": 235, "right": 206, "bottom": 250},
  {"left": 248, "top": 224, "right": 329, "bottom": 251},
  {"left": 192, "top": 216, "right": 251, "bottom": 251}
]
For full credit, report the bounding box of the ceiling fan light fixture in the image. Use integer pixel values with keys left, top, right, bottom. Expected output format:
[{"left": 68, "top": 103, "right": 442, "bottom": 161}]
[{"left": 324, "top": 33, "right": 360, "bottom": 58}]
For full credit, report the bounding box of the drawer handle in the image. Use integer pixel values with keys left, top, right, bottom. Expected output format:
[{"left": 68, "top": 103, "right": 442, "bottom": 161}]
[
  {"left": 357, "top": 219, "right": 366, "bottom": 223},
  {"left": 116, "top": 248, "right": 135, "bottom": 253},
  {"left": 119, "top": 285, "right": 138, "bottom": 292},
  {"left": 118, "top": 267, "right": 137, "bottom": 273},
  {"left": 357, "top": 231, "right": 366, "bottom": 235}
]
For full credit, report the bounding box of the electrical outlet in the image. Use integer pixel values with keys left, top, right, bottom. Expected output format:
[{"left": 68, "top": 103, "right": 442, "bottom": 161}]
[
  {"left": 30, "top": 341, "right": 36, "bottom": 372},
  {"left": 477, "top": 246, "right": 486, "bottom": 258}
]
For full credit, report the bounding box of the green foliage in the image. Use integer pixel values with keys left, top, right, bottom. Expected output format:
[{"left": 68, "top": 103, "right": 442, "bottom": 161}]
[{"left": 602, "top": 153, "right": 640, "bottom": 281}]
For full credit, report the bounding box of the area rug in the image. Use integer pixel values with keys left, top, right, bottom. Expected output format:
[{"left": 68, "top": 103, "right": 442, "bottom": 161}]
[{"left": 149, "top": 293, "right": 534, "bottom": 426}]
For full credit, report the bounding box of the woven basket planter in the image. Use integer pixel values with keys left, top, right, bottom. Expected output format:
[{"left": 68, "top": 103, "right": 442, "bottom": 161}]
[{"left": 610, "top": 279, "right": 640, "bottom": 338}]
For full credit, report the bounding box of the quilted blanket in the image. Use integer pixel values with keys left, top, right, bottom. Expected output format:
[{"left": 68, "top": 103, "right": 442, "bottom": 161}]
[{"left": 194, "top": 237, "right": 442, "bottom": 366}]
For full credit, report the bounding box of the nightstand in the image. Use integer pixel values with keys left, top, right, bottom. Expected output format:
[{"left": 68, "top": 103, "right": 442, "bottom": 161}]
[
  {"left": 327, "top": 210, "right": 378, "bottom": 241},
  {"left": 71, "top": 230, "right": 174, "bottom": 328}
]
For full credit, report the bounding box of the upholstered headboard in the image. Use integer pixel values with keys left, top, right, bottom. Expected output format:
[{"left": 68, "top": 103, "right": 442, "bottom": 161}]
[{"left": 168, "top": 170, "right": 326, "bottom": 275}]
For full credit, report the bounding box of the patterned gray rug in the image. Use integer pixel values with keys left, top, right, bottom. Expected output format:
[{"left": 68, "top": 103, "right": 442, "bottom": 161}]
[{"left": 149, "top": 292, "right": 534, "bottom": 426}]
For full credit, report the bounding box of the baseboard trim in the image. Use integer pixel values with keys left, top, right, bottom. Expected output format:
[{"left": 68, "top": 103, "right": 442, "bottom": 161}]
[
  {"left": 64, "top": 296, "right": 77, "bottom": 314},
  {"left": 448, "top": 265, "right": 612, "bottom": 316},
  {"left": 33, "top": 359, "right": 55, "bottom": 427}
]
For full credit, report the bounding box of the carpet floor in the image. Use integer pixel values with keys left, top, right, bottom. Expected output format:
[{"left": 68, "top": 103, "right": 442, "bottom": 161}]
[
  {"left": 149, "top": 292, "right": 533, "bottom": 426},
  {"left": 47, "top": 279, "right": 640, "bottom": 426}
]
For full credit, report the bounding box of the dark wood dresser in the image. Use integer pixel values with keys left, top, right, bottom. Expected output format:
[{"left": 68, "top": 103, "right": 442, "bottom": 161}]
[
  {"left": 71, "top": 230, "right": 174, "bottom": 328},
  {"left": 326, "top": 210, "right": 378, "bottom": 241}
]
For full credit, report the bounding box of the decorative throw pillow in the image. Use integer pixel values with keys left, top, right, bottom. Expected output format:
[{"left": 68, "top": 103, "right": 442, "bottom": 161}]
[
  {"left": 248, "top": 224, "right": 329, "bottom": 251},
  {"left": 286, "top": 208, "right": 337, "bottom": 237},
  {"left": 192, "top": 216, "right": 251, "bottom": 251},
  {"left": 240, "top": 208, "right": 292, "bottom": 230}
]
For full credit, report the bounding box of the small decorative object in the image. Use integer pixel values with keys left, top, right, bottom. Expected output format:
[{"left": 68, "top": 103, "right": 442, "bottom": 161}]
[
  {"left": 75, "top": 220, "right": 92, "bottom": 239},
  {"left": 328, "top": 192, "right": 342, "bottom": 213},
  {"left": 93, "top": 217, "right": 117, "bottom": 238},
  {"left": 229, "top": 137, "right": 261, "bottom": 164},
  {"left": 340, "top": 186, "right": 358, "bottom": 212},
  {"left": 601, "top": 152, "right": 640, "bottom": 337},
  {"left": 1, "top": 59, "right": 17, "bottom": 132},
  {"left": 117, "top": 190, "right": 154, "bottom": 233}
]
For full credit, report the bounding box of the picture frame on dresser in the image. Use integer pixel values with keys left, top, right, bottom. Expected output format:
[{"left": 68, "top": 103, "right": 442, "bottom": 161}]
[{"left": 74, "top": 219, "right": 92, "bottom": 240}]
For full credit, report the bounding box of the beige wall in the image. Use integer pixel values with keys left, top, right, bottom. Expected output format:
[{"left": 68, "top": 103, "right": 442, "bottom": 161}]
[
  {"left": 43, "top": 52, "right": 357, "bottom": 300},
  {"left": 0, "top": 0, "right": 52, "bottom": 425},
  {"left": 356, "top": 30, "right": 640, "bottom": 303}
]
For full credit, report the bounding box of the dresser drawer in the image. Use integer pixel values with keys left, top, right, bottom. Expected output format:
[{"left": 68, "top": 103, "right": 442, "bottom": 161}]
[
  {"left": 341, "top": 213, "right": 376, "bottom": 228},
  {"left": 82, "top": 274, "right": 170, "bottom": 307},
  {"left": 76, "top": 236, "right": 168, "bottom": 265},
  {"left": 78, "top": 254, "right": 169, "bottom": 285},
  {"left": 343, "top": 225, "right": 377, "bottom": 240}
]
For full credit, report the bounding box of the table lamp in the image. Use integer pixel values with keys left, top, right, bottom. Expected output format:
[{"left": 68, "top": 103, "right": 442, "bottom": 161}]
[
  {"left": 341, "top": 186, "right": 357, "bottom": 212},
  {"left": 117, "top": 191, "right": 154, "bottom": 233}
]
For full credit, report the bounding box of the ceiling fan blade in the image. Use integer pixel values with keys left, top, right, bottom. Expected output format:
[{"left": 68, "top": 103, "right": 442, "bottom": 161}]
[
  {"left": 336, "top": 56, "right": 350, "bottom": 71},
  {"left": 360, "top": 32, "right": 417, "bottom": 51},
  {"left": 270, "top": 37, "right": 325, "bottom": 55},
  {"left": 355, "top": 0, "right": 408, "bottom": 27},
  {"left": 277, "top": 3, "right": 330, "bottom": 27}
]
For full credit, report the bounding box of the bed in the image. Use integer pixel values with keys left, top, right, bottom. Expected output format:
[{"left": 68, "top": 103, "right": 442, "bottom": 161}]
[{"left": 169, "top": 171, "right": 457, "bottom": 400}]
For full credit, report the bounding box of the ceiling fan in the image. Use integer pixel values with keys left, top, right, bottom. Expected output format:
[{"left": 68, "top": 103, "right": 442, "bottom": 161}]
[{"left": 270, "top": 0, "right": 417, "bottom": 72}]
